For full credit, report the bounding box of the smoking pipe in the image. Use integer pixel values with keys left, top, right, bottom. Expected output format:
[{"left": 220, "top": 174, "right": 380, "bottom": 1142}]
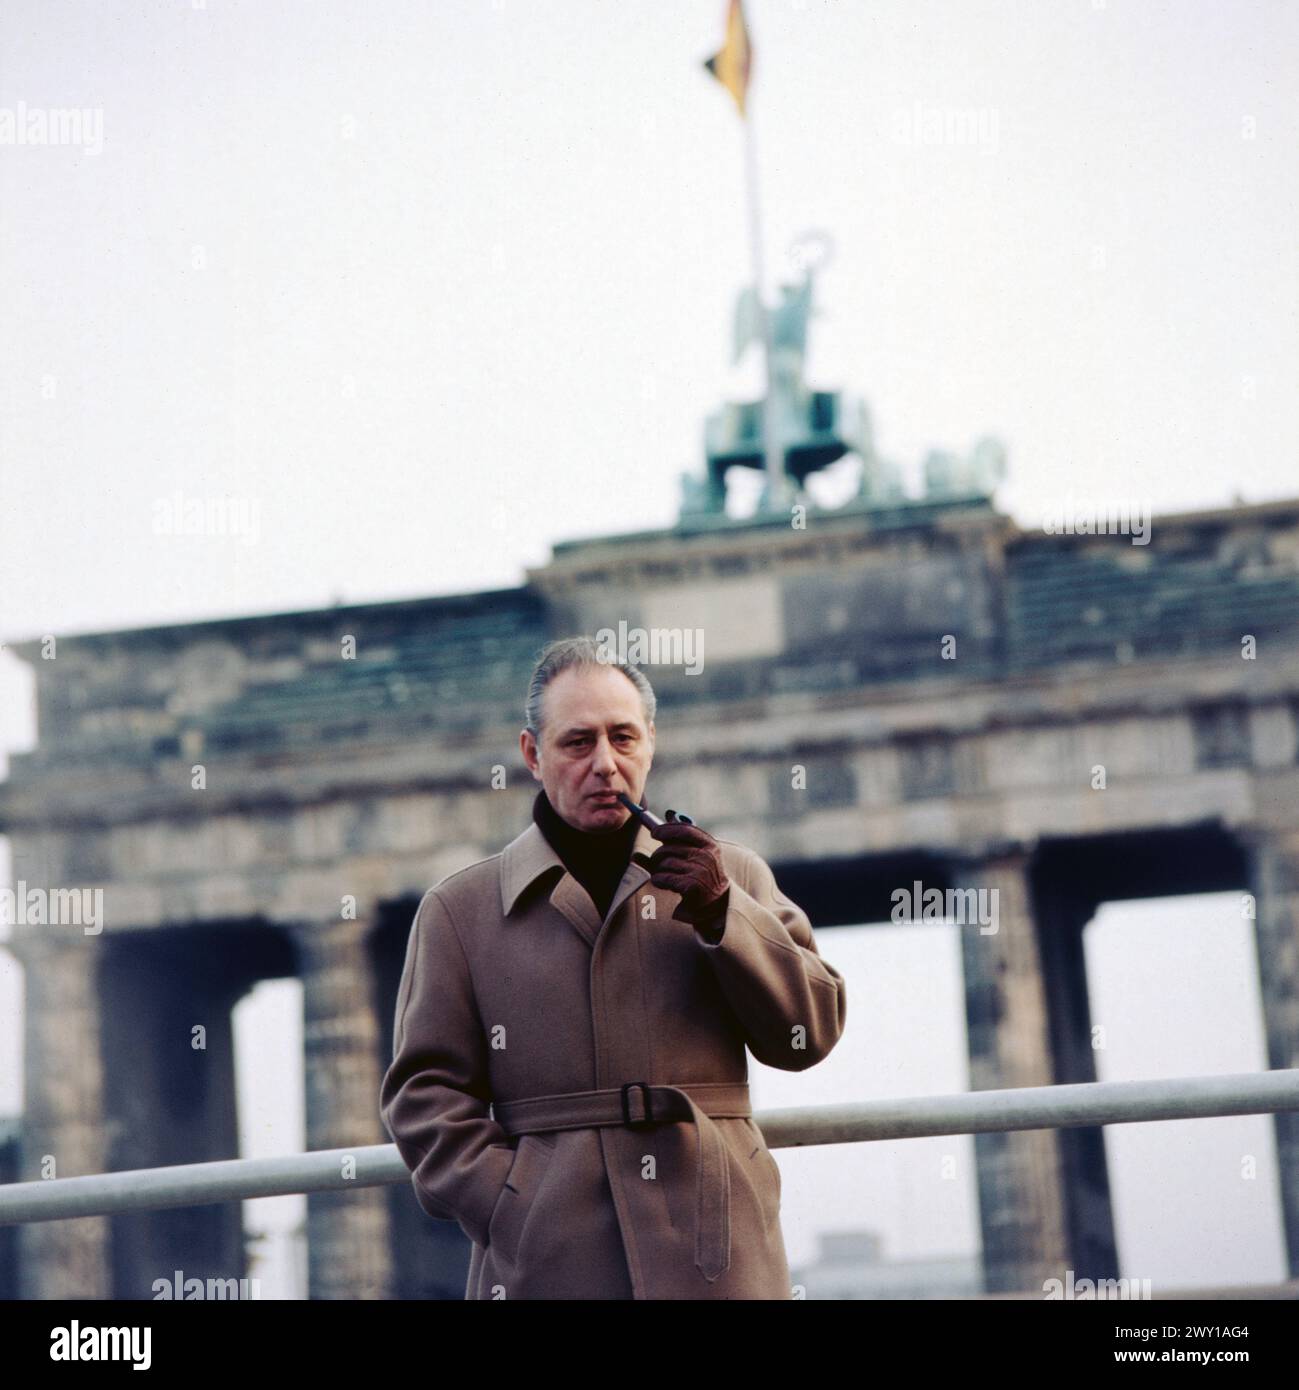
[{"left": 613, "top": 790, "right": 695, "bottom": 829}]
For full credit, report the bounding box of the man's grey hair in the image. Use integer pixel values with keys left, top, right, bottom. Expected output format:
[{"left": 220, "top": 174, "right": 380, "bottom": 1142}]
[{"left": 523, "top": 636, "right": 657, "bottom": 744}]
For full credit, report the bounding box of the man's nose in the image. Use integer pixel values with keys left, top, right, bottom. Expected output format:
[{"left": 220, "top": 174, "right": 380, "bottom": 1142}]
[{"left": 591, "top": 738, "right": 618, "bottom": 775}]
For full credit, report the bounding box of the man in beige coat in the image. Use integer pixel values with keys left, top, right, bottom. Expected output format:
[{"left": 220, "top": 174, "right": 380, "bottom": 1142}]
[{"left": 380, "top": 636, "right": 847, "bottom": 1299}]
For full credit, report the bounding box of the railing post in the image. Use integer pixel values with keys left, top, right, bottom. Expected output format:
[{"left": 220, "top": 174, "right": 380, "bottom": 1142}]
[{"left": 954, "top": 848, "right": 1070, "bottom": 1294}]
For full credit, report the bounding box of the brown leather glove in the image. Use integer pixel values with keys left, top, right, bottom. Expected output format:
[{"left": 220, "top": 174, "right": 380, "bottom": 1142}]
[{"left": 647, "top": 819, "right": 731, "bottom": 927}]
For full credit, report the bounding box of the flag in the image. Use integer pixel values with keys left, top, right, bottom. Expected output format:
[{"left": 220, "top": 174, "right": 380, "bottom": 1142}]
[{"left": 702, "top": 0, "right": 752, "bottom": 117}]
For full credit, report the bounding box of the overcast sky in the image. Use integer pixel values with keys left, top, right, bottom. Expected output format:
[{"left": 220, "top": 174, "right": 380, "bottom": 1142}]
[{"left": 1, "top": 0, "right": 1295, "bottom": 1294}]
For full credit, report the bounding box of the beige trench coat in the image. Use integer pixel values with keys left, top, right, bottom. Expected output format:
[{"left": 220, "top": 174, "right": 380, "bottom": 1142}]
[{"left": 380, "top": 813, "right": 847, "bottom": 1299}]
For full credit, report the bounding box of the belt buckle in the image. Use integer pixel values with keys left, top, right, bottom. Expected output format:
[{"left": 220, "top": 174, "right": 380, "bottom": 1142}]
[{"left": 620, "top": 1081, "right": 655, "bottom": 1129}]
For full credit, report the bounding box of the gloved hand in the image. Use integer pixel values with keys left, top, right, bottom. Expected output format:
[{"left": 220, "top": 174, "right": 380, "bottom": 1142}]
[{"left": 647, "top": 818, "right": 731, "bottom": 928}]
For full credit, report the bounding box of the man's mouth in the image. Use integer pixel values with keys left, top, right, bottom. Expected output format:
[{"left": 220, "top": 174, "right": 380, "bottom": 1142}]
[{"left": 589, "top": 792, "right": 620, "bottom": 802}]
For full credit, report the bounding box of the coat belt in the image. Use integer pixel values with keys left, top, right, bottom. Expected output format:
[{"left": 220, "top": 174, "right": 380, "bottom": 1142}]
[{"left": 490, "top": 1081, "right": 751, "bottom": 1282}]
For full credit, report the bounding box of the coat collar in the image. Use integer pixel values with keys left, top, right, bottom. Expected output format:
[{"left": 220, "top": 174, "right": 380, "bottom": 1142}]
[{"left": 500, "top": 816, "right": 660, "bottom": 917}]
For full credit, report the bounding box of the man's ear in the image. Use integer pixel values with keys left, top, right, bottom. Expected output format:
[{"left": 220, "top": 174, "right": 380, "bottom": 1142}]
[{"left": 520, "top": 729, "right": 539, "bottom": 776}]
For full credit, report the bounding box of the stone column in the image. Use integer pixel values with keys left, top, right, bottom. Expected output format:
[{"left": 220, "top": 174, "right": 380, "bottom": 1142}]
[
  {"left": 13, "top": 932, "right": 111, "bottom": 1299},
  {"left": 952, "top": 849, "right": 1070, "bottom": 1294},
  {"left": 1244, "top": 830, "right": 1299, "bottom": 1277},
  {"left": 1031, "top": 879, "right": 1119, "bottom": 1284},
  {"left": 291, "top": 916, "right": 393, "bottom": 1299},
  {"left": 97, "top": 929, "right": 247, "bottom": 1298}
]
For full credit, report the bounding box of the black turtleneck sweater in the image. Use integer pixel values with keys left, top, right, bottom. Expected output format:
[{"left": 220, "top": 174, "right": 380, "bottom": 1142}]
[{"left": 532, "top": 788, "right": 643, "bottom": 923}]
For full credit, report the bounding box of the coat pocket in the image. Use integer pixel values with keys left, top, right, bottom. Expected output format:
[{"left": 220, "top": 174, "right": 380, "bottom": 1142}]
[{"left": 486, "top": 1132, "right": 557, "bottom": 1266}]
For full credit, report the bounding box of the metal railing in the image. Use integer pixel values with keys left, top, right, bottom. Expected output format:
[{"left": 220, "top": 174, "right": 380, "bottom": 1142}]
[{"left": 2, "top": 1068, "right": 1297, "bottom": 1225}]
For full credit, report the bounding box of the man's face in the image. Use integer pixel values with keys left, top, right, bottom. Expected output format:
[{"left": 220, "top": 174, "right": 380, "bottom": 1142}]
[{"left": 520, "top": 665, "right": 655, "bottom": 832}]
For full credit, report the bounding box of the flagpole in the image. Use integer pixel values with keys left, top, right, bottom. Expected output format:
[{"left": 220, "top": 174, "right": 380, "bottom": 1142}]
[{"left": 741, "top": 88, "right": 788, "bottom": 514}]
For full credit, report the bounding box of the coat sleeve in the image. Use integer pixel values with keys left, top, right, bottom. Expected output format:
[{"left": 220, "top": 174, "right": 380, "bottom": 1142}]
[
  {"left": 379, "top": 886, "right": 516, "bottom": 1248},
  {"left": 691, "top": 846, "right": 847, "bottom": 1071}
]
